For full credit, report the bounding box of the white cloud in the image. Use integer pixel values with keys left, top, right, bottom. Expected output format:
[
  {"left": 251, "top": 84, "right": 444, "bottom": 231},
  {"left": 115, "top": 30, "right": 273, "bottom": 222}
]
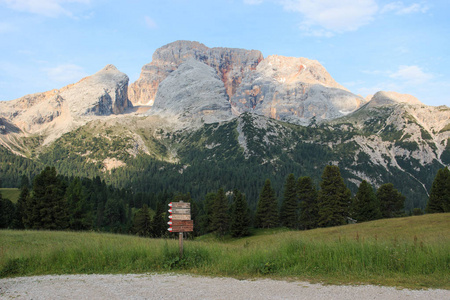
[
  {"left": 144, "top": 16, "right": 158, "bottom": 29},
  {"left": 44, "top": 64, "right": 87, "bottom": 83},
  {"left": 1, "top": 0, "right": 90, "bottom": 18},
  {"left": 279, "top": 0, "right": 378, "bottom": 36},
  {"left": 381, "top": 2, "right": 429, "bottom": 15},
  {"left": 389, "top": 65, "right": 433, "bottom": 84},
  {"left": 243, "top": 0, "right": 264, "bottom": 4}
]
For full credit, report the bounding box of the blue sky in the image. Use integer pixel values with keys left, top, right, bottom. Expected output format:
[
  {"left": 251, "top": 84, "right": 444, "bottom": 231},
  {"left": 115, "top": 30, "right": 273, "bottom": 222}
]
[{"left": 0, "top": 0, "right": 449, "bottom": 106}]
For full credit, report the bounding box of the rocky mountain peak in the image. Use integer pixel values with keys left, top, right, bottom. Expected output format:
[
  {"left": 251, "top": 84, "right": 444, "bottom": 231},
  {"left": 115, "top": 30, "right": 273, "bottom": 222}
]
[
  {"left": 128, "top": 40, "right": 263, "bottom": 105},
  {"left": 367, "top": 91, "right": 423, "bottom": 107},
  {"left": 258, "top": 55, "right": 348, "bottom": 91}
]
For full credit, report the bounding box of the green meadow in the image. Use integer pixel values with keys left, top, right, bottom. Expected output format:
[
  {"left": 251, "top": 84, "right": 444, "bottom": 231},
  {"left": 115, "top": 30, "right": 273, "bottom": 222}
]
[
  {"left": 0, "top": 188, "right": 20, "bottom": 203},
  {"left": 1, "top": 213, "right": 449, "bottom": 289}
]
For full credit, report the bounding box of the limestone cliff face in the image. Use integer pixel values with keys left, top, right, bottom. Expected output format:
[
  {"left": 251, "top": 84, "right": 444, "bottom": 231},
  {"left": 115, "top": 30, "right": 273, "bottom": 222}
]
[
  {"left": 0, "top": 64, "right": 131, "bottom": 149},
  {"left": 230, "top": 55, "right": 365, "bottom": 125},
  {"left": 147, "top": 59, "right": 233, "bottom": 124},
  {"left": 128, "top": 40, "right": 263, "bottom": 105}
]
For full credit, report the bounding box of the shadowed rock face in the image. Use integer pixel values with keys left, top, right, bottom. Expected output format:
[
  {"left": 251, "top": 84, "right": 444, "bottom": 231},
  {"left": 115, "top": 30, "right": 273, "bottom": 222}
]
[
  {"left": 147, "top": 59, "right": 233, "bottom": 124},
  {"left": 230, "top": 55, "right": 365, "bottom": 125},
  {"left": 129, "top": 40, "right": 263, "bottom": 105}
]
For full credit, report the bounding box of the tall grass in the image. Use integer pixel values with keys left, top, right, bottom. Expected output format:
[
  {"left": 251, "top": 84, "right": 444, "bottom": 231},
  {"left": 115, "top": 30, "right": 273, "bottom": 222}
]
[{"left": 1, "top": 214, "right": 449, "bottom": 289}]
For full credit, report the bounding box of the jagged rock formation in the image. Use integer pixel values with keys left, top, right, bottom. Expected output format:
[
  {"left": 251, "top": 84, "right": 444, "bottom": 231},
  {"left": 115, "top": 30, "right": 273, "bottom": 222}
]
[
  {"left": 0, "top": 64, "right": 131, "bottom": 150},
  {"left": 230, "top": 55, "right": 366, "bottom": 125},
  {"left": 128, "top": 40, "right": 263, "bottom": 105},
  {"left": 147, "top": 59, "right": 233, "bottom": 124}
]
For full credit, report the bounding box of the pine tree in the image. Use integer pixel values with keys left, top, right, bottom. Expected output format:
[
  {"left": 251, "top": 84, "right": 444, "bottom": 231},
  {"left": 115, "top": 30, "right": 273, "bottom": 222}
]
[
  {"left": 317, "top": 165, "right": 351, "bottom": 228},
  {"left": 0, "top": 193, "right": 15, "bottom": 228},
  {"left": 29, "top": 166, "right": 68, "bottom": 230},
  {"left": 255, "top": 179, "right": 279, "bottom": 228},
  {"left": 426, "top": 167, "right": 450, "bottom": 213},
  {"left": 12, "top": 175, "right": 29, "bottom": 229},
  {"left": 150, "top": 201, "right": 167, "bottom": 237},
  {"left": 279, "top": 173, "right": 298, "bottom": 229},
  {"left": 66, "top": 177, "right": 92, "bottom": 230},
  {"left": 377, "top": 183, "right": 405, "bottom": 218},
  {"left": 210, "top": 188, "right": 230, "bottom": 236},
  {"left": 351, "top": 180, "right": 381, "bottom": 222},
  {"left": 133, "top": 204, "right": 152, "bottom": 237},
  {"left": 298, "top": 176, "right": 319, "bottom": 230},
  {"left": 230, "top": 189, "right": 251, "bottom": 237},
  {"left": 202, "top": 192, "right": 216, "bottom": 233}
]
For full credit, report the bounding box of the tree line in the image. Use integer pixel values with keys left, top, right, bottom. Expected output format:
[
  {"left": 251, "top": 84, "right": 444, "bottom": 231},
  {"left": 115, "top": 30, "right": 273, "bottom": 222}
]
[{"left": 1, "top": 165, "right": 449, "bottom": 238}]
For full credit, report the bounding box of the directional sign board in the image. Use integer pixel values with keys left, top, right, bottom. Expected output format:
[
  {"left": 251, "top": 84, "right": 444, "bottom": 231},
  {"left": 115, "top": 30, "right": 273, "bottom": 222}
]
[{"left": 168, "top": 202, "right": 193, "bottom": 232}]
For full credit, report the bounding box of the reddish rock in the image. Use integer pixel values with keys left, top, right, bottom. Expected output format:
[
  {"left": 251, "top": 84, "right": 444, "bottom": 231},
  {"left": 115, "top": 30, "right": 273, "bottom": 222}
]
[{"left": 128, "top": 40, "right": 263, "bottom": 105}]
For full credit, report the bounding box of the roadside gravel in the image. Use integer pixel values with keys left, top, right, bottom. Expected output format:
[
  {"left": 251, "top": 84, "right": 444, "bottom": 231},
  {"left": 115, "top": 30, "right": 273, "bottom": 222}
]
[{"left": 1, "top": 274, "right": 448, "bottom": 300}]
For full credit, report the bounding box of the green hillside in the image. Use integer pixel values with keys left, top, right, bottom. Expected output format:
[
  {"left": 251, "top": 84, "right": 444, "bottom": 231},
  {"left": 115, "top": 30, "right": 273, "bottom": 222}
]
[{"left": 1, "top": 213, "right": 449, "bottom": 289}]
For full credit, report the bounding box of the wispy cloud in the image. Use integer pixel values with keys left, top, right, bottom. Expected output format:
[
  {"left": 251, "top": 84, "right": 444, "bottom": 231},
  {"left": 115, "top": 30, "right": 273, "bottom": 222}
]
[
  {"left": 389, "top": 65, "right": 433, "bottom": 85},
  {"left": 279, "top": 0, "right": 378, "bottom": 36},
  {"left": 44, "top": 63, "right": 87, "bottom": 83},
  {"left": 381, "top": 1, "right": 429, "bottom": 15},
  {"left": 144, "top": 16, "right": 158, "bottom": 29},
  {"left": 1, "top": 0, "right": 90, "bottom": 18}
]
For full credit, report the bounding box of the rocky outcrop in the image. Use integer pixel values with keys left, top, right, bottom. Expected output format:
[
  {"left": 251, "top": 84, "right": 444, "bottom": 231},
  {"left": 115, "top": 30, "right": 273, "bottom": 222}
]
[
  {"left": 230, "top": 55, "right": 366, "bottom": 125},
  {"left": 129, "top": 40, "right": 263, "bottom": 105},
  {"left": 147, "top": 59, "right": 233, "bottom": 124}
]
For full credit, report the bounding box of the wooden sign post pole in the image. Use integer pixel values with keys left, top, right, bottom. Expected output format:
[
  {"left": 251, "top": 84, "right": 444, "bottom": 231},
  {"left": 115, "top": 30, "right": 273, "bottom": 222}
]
[{"left": 179, "top": 232, "right": 183, "bottom": 258}]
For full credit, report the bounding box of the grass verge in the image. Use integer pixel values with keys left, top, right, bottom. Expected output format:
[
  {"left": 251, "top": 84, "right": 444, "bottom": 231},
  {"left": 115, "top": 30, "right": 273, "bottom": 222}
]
[{"left": 1, "top": 214, "right": 449, "bottom": 289}]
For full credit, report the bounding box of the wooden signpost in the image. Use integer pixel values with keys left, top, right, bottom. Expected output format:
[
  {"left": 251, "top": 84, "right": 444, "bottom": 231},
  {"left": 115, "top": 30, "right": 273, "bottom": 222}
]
[{"left": 168, "top": 201, "right": 193, "bottom": 258}]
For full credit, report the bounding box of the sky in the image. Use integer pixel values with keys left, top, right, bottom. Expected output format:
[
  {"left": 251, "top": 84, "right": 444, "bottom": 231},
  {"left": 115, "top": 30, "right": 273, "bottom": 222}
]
[{"left": 0, "top": 0, "right": 449, "bottom": 107}]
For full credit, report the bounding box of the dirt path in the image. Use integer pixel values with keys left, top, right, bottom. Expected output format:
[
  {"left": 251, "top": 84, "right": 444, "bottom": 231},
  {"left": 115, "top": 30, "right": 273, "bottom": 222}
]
[{"left": 1, "top": 274, "right": 448, "bottom": 300}]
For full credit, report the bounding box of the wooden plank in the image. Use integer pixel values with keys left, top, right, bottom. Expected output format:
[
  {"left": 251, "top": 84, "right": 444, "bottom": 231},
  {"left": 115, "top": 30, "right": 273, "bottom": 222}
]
[
  {"left": 172, "top": 208, "right": 191, "bottom": 214},
  {"left": 171, "top": 220, "right": 193, "bottom": 226},
  {"left": 172, "top": 202, "right": 190, "bottom": 209},
  {"left": 170, "top": 214, "right": 191, "bottom": 220},
  {"left": 170, "top": 226, "right": 194, "bottom": 232}
]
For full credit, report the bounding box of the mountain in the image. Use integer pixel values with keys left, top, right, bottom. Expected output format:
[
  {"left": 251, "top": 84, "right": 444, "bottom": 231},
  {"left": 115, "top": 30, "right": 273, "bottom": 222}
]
[
  {"left": 129, "top": 40, "right": 263, "bottom": 106},
  {"left": 0, "top": 64, "right": 130, "bottom": 154},
  {"left": 0, "top": 40, "right": 449, "bottom": 212}
]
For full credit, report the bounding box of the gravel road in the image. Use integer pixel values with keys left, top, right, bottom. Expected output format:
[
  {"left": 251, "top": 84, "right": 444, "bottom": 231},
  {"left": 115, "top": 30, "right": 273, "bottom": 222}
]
[{"left": 1, "top": 274, "right": 448, "bottom": 300}]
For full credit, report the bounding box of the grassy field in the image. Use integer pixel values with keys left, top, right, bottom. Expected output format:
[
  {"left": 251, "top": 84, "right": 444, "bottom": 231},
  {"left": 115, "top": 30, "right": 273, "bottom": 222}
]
[
  {"left": 0, "top": 188, "right": 20, "bottom": 203},
  {"left": 1, "top": 213, "right": 449, "bottom": 289}
]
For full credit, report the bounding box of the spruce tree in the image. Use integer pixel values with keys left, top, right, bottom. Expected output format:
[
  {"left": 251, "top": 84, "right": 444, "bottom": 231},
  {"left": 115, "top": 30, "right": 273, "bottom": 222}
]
[
  {"left": 426, "top": 167, "right": 450, "bottom": 213},
  {"left": 298, "top": 176, "right": 319, "bottom": 230},
  {"left": 66, "top": 177, "right": 92, "bottom": 230},
  {"left": 12, "top": 175, "right": 29, "bottom": 229},
  {"left": 29, "top": 166, "right": 68, "bottom": 230},
  {"left": 133, "top": 204, "right": 152, "bottom": 237},
  {"left": 255, "top": 179, "right": 279, "bottom": 228},
  {"left": 210, "top": 188, "right": 230, "bottom": 236},
  {"left": 377, "top": 183, "right": 405, "bottom": 218},
  {"left": 279, "top": 173, "right": 298, "bottom": 229},
  {"left": 230, "top": 189, "right": 251, "bottom": 237},
  {"left": 351, "top": 180, "right": 381, "bottom": 222},
  {"left": 317, "top": 165, "right": 351, "bottom": 228},
  {"left": 150, "top": 201, "right": 167, "bottom": 237},
  {"left": 200, "top": 192, "right": 216, "bottom": 234},
  {"left": 0, "top": 193, "right": 15, "bottom": 228}
]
